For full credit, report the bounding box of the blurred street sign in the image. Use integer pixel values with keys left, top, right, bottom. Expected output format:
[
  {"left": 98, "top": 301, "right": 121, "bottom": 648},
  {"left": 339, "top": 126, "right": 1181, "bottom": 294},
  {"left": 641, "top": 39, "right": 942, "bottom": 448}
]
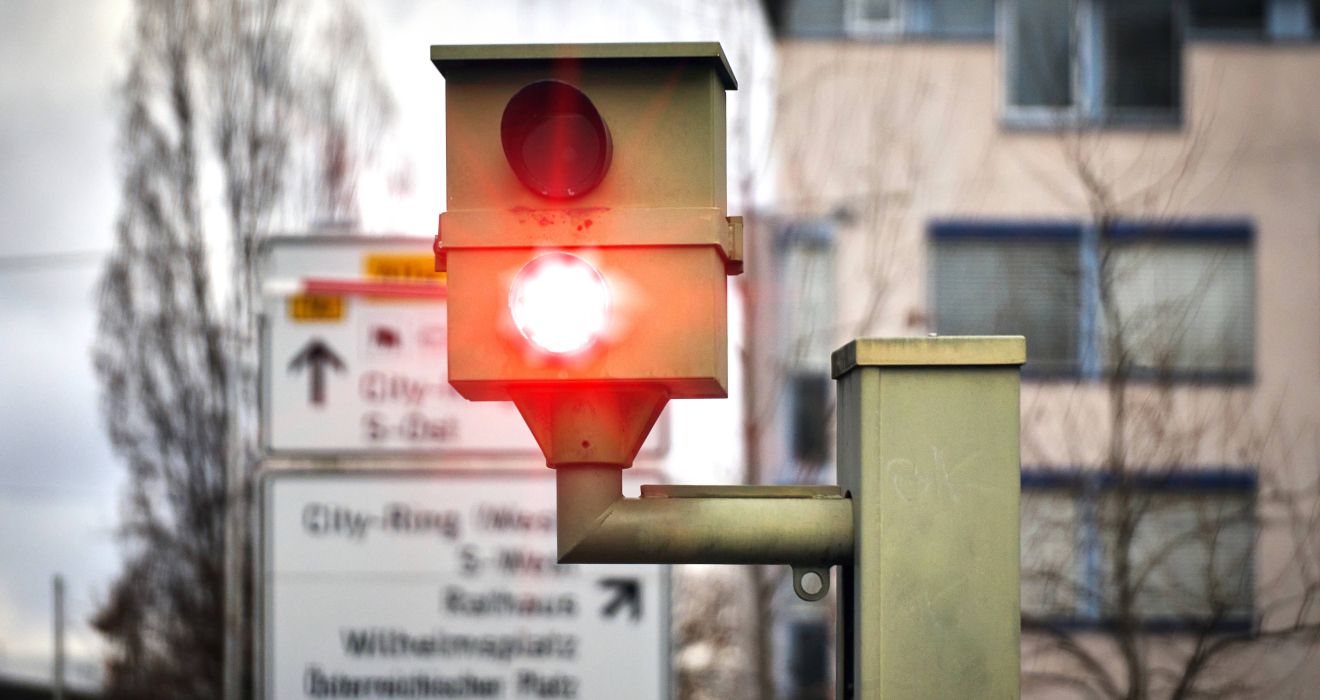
[
  {"left": 259, "top": 236, "right": 667, "bottom": 456},
  {"left": 261, "top": 470, "right": 669, "bottom": 700}
]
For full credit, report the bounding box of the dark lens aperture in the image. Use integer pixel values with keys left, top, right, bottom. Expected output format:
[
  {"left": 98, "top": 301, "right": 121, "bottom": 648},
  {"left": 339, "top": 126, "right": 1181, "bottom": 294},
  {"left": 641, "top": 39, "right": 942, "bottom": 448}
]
[{"left": 501, "top": 80, "right": 613, "bottom": 199}]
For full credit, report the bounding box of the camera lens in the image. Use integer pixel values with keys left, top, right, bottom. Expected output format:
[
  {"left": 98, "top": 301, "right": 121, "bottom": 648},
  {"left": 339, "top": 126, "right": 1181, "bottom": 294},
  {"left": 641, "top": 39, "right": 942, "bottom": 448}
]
[{"left": 501, "top": 80, "right": 613, "bottom": 199}]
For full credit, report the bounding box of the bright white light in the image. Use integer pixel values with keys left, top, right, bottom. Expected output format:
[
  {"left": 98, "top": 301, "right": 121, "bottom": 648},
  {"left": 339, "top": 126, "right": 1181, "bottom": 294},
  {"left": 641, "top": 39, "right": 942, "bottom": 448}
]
[{"left": 509, "top": 252, "right": 611, "bottom": 354}]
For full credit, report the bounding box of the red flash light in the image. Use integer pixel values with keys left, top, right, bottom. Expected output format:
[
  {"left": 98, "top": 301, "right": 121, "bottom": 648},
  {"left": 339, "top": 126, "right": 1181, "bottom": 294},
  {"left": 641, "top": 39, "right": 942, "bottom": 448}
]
[{"left": 509, "top": 253, "right": 611, "bottom": 354}]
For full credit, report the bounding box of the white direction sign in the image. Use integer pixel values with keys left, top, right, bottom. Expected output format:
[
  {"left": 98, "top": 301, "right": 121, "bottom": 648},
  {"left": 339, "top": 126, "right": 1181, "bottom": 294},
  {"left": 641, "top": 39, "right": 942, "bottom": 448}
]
[
  {"left": 260, "top": 236, "right": 666, "bottom": 456},
  {"left": 263, "top": 471, "right": 669, "bottom": 700}
]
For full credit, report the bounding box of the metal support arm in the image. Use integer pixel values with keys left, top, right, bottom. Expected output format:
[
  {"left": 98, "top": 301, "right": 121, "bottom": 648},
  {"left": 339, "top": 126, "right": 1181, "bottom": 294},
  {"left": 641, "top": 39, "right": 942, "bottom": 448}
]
[{"left": 556, "top": 466, "right": 854, "bottom": 570}]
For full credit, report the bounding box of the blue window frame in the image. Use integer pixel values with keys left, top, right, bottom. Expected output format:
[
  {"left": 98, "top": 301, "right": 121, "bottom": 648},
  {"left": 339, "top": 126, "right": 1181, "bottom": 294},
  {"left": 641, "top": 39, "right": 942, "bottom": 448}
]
[
  {"left": 930, "top": 219, "right": 1255, "bottom": 383},
  {"left": 1021, "top": 468, "right": 1256, "bottom": 632}
]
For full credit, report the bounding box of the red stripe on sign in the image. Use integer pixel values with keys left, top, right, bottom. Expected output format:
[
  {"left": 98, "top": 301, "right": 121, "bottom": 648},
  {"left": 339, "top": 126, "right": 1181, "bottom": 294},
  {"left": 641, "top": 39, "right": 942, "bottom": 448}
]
[{"left": 302, "top": 277, "right": 448, "bottom": 299}]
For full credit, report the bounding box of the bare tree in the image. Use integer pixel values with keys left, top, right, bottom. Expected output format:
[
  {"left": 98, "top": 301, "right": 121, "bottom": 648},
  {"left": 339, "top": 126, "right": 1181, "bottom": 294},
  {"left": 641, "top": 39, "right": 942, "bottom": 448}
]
[
  {"left": 673, "top": 568, "right": 750, "bottom": 700},
  {"left": 1018, "top": 72, "right": 1320, "bottom": 700},
  {"left": 91, "top": 1, "right": 394, "bottom": 698},
  {"left": 1022, "top": 372, "right": 1320, "bottom": 700}
]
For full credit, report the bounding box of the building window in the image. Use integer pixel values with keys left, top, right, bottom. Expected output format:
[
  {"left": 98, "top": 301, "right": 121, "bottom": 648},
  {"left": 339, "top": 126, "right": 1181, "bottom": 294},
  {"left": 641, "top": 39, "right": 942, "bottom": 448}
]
[
  {"left": 779, "top": 0, "right": 852, "bottom": 38},
  {"left": 790, "top": 373, "right": 832, "bottom": 465},
  {"left": 1107, "top": 1, "right": 1181, "bottom": 110},
  {"left": 842, "top": 0, "right": 996, "bottom": 38},
  {"left": 930, "top": 223, "right": 1082, "bottom": 376},
  {"left": 1189, "top": 0, "right": 1267, "bottom": 37},
  {"left": 1103, "top": 223, "right": 1255, "bottom": 381},
  {"left": 850, "top": 0, "right": 903, "bottom": 35},
  {"left": 1009, "top": 0, "right": 1075, "bottom": 108},
  {"left": 1021, "top": 469, "right": 1256, "bottom": 631},
  {"left": 929, "top": 220, "right": 1255, "bottom": 381},
  {"left": 782, "top": 222, "right": 837, "bottom": 371},
  {"left": 775, "top": 0, "right": 1316, "bottom": 44},
  {"left": 786, "top": 620, "right": 831, "bottom": 700},
  {"left": 780, "top": 221, "right": 837, "bottom": 469},
  {"left": 924, "top": 0, "right": 996, "bottom": 35},
  {"left": 1004, "top": 0, "right": 1181, "bottom": 128},
  {"left": 1266, "top": 0, "right": 1319, "bottom": 38},
  {"left": 1185, "top": 0, "right": 1320, "bottom": 41}
]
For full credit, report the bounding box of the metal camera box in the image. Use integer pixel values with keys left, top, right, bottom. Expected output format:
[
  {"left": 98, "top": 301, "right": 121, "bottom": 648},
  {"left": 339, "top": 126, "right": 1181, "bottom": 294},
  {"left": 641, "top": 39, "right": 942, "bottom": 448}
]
[{"left": 432, "top": 43, "right": 741, "bottom": 402}]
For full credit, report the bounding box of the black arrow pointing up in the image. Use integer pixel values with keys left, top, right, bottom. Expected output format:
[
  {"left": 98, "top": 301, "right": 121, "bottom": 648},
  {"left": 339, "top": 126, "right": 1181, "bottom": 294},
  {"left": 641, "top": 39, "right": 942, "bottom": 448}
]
[
  {"left": 288, "top": 338, "right": 346, "bottom": 406},
  {"left": 599, "top": 577, "right": 641, "bottom": 621}
]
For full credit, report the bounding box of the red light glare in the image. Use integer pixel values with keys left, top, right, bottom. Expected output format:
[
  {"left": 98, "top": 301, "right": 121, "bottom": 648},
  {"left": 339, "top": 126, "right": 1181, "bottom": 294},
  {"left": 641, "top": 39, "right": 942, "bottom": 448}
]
[{"left": 509, "top": 253, "right": 611, "bottom": 354}]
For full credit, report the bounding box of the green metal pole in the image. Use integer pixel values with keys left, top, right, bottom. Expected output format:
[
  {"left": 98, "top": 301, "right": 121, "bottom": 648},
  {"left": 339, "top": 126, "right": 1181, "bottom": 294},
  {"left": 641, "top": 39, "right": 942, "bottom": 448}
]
[{"left": 833, "top": 336, "right": 1024, "bottom": 700}]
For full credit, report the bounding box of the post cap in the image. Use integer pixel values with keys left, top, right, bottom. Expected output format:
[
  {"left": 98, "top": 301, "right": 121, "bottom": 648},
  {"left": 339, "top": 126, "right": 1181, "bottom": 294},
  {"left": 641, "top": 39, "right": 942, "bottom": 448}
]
[
  {"left": 430, "top": 42, "right": 738, "bottom": 90},
  {"left": 831, "top": 336, "right": 1026, "bottom": 378}
]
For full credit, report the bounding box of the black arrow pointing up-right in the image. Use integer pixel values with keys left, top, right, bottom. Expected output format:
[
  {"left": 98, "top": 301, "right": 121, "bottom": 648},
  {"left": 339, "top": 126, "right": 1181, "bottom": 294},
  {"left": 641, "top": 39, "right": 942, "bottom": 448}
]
[
  {"left": 599, "top": 577, "right": 641, "bottom": 621},
  {"left": 288, "top": 338, "right": 346, "bottom": 406}
]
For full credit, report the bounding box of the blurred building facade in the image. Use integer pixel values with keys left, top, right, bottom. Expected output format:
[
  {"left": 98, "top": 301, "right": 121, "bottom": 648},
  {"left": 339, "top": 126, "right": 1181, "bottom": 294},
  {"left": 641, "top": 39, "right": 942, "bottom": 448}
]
[{"left": 750, "top": 1, "right": 1320, "bottom": 698}]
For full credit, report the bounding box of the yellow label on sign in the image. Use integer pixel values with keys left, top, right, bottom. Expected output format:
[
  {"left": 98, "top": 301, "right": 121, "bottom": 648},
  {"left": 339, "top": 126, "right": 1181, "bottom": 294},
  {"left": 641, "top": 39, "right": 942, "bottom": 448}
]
[
  {"left": 288, "top": 294, "right": 344, "bottom": 321},
  {"left": 363, "top": 253, "right": 446, "bottom": 282}
]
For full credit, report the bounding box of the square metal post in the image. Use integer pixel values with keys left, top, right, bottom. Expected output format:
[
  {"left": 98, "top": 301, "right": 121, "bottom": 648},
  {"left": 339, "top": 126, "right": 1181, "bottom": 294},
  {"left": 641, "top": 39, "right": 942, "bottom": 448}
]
[{"left": 832, "top": 336, "right": 1024, "bottom": 700}]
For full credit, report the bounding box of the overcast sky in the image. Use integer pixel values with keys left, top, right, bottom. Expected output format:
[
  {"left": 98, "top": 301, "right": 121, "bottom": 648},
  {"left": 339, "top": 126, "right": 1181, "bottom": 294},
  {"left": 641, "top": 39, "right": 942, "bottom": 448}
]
[
  {"left": 0, "top": 0, "right": 773, "bottom": 689},
  {"left": 0, "top": 0, "right": 132, "bottom": 688}
]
